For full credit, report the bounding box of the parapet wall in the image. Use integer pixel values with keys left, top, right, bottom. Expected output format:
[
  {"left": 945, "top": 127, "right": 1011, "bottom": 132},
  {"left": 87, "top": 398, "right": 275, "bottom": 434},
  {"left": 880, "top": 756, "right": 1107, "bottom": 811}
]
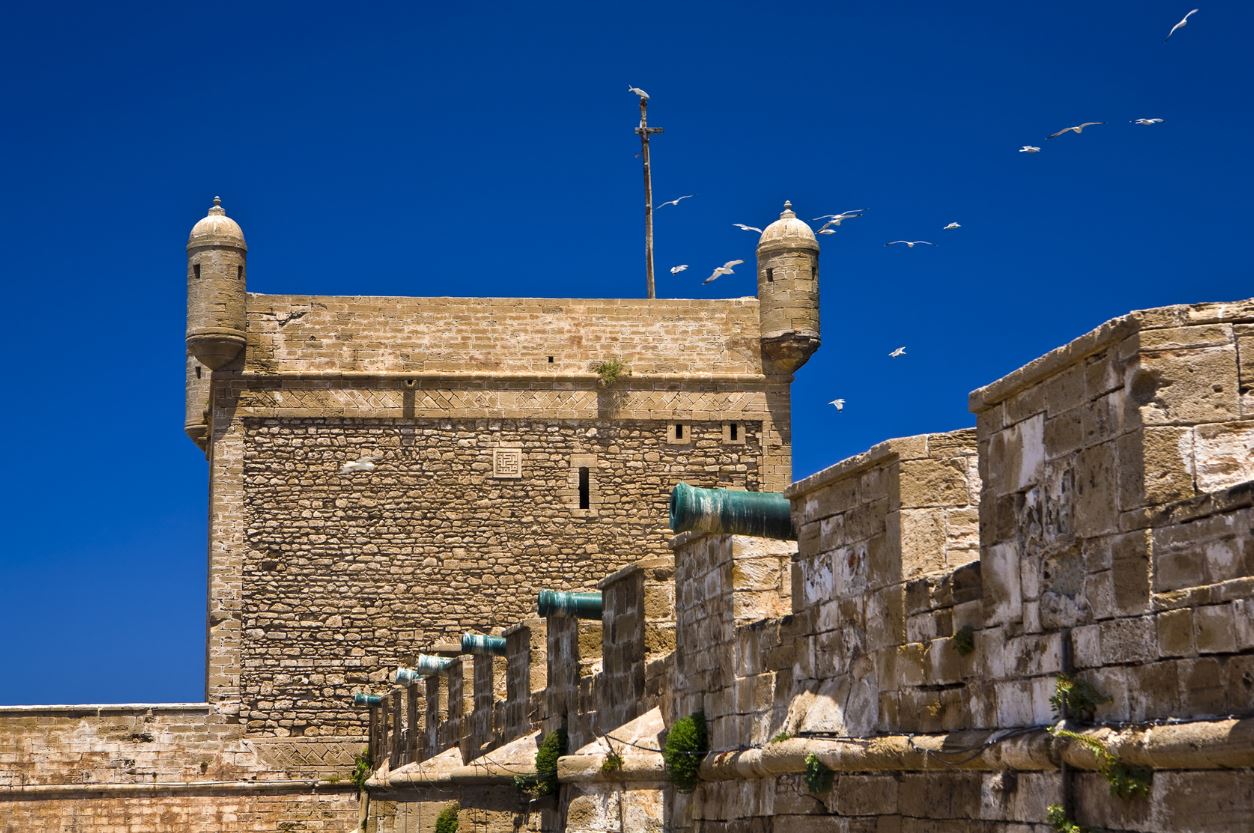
[{"left": 359, "top": 299, "right": 1253, "bottom": 833}]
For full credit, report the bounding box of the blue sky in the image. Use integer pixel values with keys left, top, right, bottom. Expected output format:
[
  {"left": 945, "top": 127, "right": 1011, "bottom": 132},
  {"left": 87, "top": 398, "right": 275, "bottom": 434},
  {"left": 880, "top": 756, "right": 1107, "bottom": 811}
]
[{"left": 0, "top": 1, "right": 1249, "bottom": 704}]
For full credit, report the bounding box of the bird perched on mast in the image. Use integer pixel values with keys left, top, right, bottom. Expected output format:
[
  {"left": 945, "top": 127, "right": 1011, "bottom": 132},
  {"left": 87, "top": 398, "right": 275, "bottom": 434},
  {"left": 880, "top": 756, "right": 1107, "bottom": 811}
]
[{"left": 627, "top": 84, "right": 649, "bottom": 99}]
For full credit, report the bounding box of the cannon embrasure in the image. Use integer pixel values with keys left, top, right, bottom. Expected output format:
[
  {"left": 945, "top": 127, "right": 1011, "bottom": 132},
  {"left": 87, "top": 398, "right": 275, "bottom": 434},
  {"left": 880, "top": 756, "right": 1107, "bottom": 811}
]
[
  {"left": 395, "top": 654, "right": 454, "bottom": 685},
  {"left": 461, "top": 633, "right": 507, "bottom": 656},
  {"left": 536, "top": 589, "right": 603, "bottom": 619},
  {"left": 668, "top": 481, "right": 795, "bottom": 540}
]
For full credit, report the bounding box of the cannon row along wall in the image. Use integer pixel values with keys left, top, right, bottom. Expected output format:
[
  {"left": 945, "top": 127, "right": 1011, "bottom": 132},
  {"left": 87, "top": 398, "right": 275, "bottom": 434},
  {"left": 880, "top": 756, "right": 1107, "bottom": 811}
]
[{"left": 350, "top": 299, "right": 1252, "bottom": 833}]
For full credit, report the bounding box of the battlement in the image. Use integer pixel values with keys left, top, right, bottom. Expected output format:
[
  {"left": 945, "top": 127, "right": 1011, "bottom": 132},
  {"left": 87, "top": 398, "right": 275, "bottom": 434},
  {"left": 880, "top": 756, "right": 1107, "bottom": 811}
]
[{"left": 349, "top": 296, "right": 1253, "bottom": 833}]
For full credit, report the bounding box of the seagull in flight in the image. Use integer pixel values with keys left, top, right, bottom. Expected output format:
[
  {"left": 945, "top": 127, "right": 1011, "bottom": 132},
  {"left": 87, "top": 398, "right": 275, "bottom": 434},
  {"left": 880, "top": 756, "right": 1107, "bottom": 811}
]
[
  {"left": 733, "top": 223, "right": 763, "bottom": 233},
  {"left": 829, "top": 398, "right": 845, "bottom": 411},
  {"left": 627, "top": 84, "right": 649, "bottom": 100},
  {"left": 655, "top": 195, "right": 693, "bottom": 209},
  {"left": 813, "top": 210, "right": 865, "bottom": 225},
  {"left": 1132, "top": 118, "right": 1165, "bottom": 125},
  {"left": 886, "top": 240, "right": 933, "bottom": 249},
  {"left": 1166, "top": 9, "right": 1198, "bottom": 40},
  {"left": 339, "top": 456, "right": 378, "bottom": 474},
  {"left": 670, "top": 264, "right": 688, "bottom": 274},
  {"left": 1048, "top": 122, "right": 1104, "bottom": 139},
  {"left": 1020, "top": 145, "right": 1042, "bottom": 153},
  {"left": 818, "top": 228, "right": 837, "bottom": 235},
  {"left": 944, "top": 222, "right": 961, "bottom": 231},
  {"left": 703, "top": 259, "right": 744, "bottom": 285},
  {"left": 889, "top": 347, "right": 907, "bottom": 358}
]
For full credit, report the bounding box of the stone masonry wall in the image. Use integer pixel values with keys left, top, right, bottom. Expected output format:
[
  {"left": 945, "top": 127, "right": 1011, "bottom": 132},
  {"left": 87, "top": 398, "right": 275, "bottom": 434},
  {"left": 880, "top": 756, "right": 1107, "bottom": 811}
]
[{"left": 239, "top": 416, "right": 760, "bottom": 737}]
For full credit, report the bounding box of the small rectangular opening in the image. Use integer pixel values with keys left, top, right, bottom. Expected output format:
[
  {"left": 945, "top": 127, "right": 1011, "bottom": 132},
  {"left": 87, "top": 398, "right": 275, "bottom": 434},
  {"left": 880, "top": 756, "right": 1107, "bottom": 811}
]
[
  {"left": 578, "top": 467, "right": 590, "bottom": 509},
  {"left": 674, "top": 424, "right": 684, "bottom": 439},
  {"left": 195, "top": 365, "right": 202, "bottom": 379},
  {"left": 811, "top": 266, "right": 817, "bottom": 280},
  {"left": 237, "top": 265, "right": 243, "bottom": 280},
  {"left": 766, "top": 268, "right": 774, "bottom": 283},
  {"left": 730, "top": 423, "right": 738, "bottom": 441},
  {"left": 547, "top": 356, "right": 554, "bottom": 363},
  {"left": 193, "top": 264, "right": 200, "bottom": 280}
]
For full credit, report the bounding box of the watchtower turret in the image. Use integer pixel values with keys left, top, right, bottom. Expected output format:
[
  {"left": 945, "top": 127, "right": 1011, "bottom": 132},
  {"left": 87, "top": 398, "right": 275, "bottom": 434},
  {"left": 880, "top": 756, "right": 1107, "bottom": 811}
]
[
  {"left": 186, "top": 197, "right": 247, "bottom": 369},
  {"left": 756, "top": 201, "right": 820, "bottom": 375}
]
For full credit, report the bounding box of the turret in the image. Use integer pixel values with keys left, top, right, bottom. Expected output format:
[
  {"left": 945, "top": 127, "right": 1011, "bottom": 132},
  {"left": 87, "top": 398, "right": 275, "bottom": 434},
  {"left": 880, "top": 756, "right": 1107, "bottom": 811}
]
[
  {"left": 757, "top": 201, "right": 820, "bottom": 375},
  {"left": 184, "top": 350, "right": 210, "bottom": 450},
  {"left": 186, "top": 197, "right": 247, "bottom": 369}
]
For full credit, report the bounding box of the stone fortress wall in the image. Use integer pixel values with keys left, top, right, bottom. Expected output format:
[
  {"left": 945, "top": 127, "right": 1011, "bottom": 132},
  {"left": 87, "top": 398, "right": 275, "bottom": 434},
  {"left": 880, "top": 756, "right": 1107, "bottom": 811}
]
[
  {"left": 359, "top": 298, "right": 1254, "bottom": 833},
  {"left": 0, "top": 199, "right": 819, "bottom": 832}
]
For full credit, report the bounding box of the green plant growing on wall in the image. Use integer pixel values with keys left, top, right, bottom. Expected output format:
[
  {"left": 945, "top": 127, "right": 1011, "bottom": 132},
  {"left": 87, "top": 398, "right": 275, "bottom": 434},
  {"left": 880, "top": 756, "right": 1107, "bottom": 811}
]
[
  {"left": 769, "top": 731, "right": 792, "bottom": 744},
  {"left": 350, "top": 747, "right": 372, "bottom": 792},
  {"left": 1050, "top": 674, "right": 1110, "bottom": 722},
  {"left": 600, "top": 748, "right": 624, "bottom": 775},
  {"left": 434, "top": 802, "right": 460, "bottom": 833},
  {"left": 532, "top": 728, "right": 567, "bottom": 797},
  {"left": 592, "top": 358, "right": 628, "bottom": 388},
  {"left": 662, "top": 711, "right": 708, "bottom": 793},
  {"left": 803, "top": 753, "right": 834, "bottom": 794},
  {"left": 953, "top": 624, "right": 976, "bottom": 656},
  {"left": 1048, "top": 727, "right": 1152, "bottom": 800},
  {"left": 1046, "top": 804, "right": 1088, "bottom": 833}
]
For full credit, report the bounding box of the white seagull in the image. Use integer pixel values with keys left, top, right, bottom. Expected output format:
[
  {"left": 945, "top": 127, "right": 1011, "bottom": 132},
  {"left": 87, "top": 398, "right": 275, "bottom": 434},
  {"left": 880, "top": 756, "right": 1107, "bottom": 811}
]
[
  {"left": 733, "top": 223, "right": 763, "bottom": 233},
  {"left": 818, "top": 228, "right": 837, "bottom": 235},
  {"left": 886, "top": 240, "right": 933, "bottom": 249},
  {"left": 655, "top": 194, "right": 693, "bottom": 209},
  {"left": 1132, "top": 118, "right": 1165, "bottom": 125},
  {"left": 703, "top": 259, "right": 744, "bottom": 285},
  {"left": 1166, "top": 9, "right": 1198, "bottom": 40},
  {"left": 944, "top": 222, "right": 961, "bottom": 231},
  {"left": 670, "top": 264, "right": 689, "bottom": 274},
  {"left": 627, "top": 84, "right": 650, "bottom": 100},
  {"left": 1020, "top": 145, "right": 1042, "bottom": 153},
  {"left": 813, "top": 210, "right": 865, "bottom": 225},
  {"left": 339, "top": 456, "right": 378, "bottom": 474},
  {"left": 1048, "top": 122, "right": 1104, "bottom": 139},
  {"left": 829, "top": 398, "right": 845, "bottom": 411},
  {"left": 889, "top": 347, "right": 907, "bottom": 358}
]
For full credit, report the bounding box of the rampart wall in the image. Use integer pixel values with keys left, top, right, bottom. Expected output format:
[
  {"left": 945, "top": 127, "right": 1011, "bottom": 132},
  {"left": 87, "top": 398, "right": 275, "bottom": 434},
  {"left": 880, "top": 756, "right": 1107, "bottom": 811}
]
[{"left": 358, "top": 299, "right": 1254, "bottom": 833}]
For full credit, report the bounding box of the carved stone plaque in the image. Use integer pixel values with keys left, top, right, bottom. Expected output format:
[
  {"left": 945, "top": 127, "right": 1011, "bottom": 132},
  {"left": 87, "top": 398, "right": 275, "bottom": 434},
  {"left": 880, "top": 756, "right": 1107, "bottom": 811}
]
[{"left": 492, "top": 447, "right": 523, "bottom": 479}]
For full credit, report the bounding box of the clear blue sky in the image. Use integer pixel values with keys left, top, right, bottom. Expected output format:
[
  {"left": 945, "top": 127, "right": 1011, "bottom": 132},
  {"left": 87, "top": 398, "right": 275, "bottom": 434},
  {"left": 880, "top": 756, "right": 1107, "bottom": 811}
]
[{"left": 0, "top": 2, "right": 1249, "bottom": 705}]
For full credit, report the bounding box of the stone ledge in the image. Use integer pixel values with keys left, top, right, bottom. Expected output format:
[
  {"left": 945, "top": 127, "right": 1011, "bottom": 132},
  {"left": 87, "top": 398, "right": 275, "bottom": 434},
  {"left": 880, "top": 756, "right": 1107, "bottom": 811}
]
[{"left": 0, "top": 703, "right": 211, "bottom": 718}]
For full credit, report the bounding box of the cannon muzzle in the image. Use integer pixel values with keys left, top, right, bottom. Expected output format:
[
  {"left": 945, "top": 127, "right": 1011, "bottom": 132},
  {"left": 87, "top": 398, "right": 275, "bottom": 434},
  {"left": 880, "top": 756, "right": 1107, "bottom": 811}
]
[
  {"left": 537, "top": 589, "right": 602, "bottom": 619},
  {"left": 461, "top": 633, "right": 507, "bottom": 656},
  {"left": 396, "top": 654, "right": 454, "bottom": 684},
  {"left": 668, "top": 482, "right": 795, "bottom": 540},
  {"left": 352, "top": 692, "right": 383, "bottom": 707}
]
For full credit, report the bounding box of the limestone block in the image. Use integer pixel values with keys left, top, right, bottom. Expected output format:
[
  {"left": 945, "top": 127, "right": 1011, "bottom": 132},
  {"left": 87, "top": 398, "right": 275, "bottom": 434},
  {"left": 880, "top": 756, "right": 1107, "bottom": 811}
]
[
  {"left": 1155, "top": 608, "right": 1196, "bottom": 657},
  {"left": 898, "top": 458, "right": 971, "bottom": 509},
  {"left": 1119, "top": 426, "right": 1195, "bottom": 511},
  {"left": 1137, "top": 345, "right": 1241, "bottom": 426},
  {"left": 1194, "top": 604, "right": 1237, "bottom": 654},
  {"left": 982, "top": 542, "right": 1022, "bottom": 626},
  {"left": 1138, "top": 323, "right": 1233, "bottom": 351},
  {"left": 1073, "top": 442, "right": 1119, "bottom": 537},
  {"left": 1193, "top": 421, "right": 1254, "bottom": 492},
  {"left": 1098, "top": 616, "right": 1157, "bottom": 665},
  {"left": 987, "top": 414, "right": 1045, "bottom": 496},
  {"left": 1044, "top": 363, "right": 1086, "bottom": 417},
  {"left": 897, "top": 509, "right": 948, "bottom": 579}
]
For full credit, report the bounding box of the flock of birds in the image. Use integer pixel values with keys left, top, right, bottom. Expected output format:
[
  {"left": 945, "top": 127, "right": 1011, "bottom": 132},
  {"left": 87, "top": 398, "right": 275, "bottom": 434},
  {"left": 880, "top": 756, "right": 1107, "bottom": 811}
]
[{"left": 624, "top": 9, "right": 1202, "bottom": 416}]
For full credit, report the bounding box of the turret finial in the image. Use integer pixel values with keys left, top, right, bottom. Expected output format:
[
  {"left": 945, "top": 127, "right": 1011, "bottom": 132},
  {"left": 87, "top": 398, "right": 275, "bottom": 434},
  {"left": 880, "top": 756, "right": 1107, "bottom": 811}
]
[
  {"left": 780, "top": 200, "right": 795, "bottom": 218},
  {"left": 209, "top": 196, "right": 225, "bottom": 216}
]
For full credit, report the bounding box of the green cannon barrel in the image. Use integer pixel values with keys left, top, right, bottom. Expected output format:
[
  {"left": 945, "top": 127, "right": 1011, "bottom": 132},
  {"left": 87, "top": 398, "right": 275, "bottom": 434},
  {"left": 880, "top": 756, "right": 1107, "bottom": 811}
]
[
  {"left": 462, "top": 633, "right": 507, "bottom": 656},
  {"left": 668, "top": 482, "right": 795, "bottom": 540},
  {"left": 537, "top": 589, "right": 603, "bottom": 619},
  {"left": 352, "top": 692, "right": 383, "bottom": 707},
  {"left": 396, "top": 655, "right": 454, "bottom": 685}
]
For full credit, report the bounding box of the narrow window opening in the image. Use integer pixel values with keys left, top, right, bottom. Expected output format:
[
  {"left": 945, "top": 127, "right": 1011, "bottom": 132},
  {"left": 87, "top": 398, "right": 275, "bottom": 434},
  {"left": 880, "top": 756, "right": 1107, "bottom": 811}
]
[
  {"left": 195, "top": 366, "right": 202, "bottom": 379},
  {"left": 193, "top": 264, "right": 200, "bottom": 280},
  {"left": 578, "top": 467, "right": 590, "bottom": 509},
  {"left": 730, "top": 423, "right": 738, "bottom": 441},
  {"left": 674, "top": 424, "right": 684, "bottom": 440},
  {"left": 237, "top": 265, "right": 243, "bottom": 281},
  {"left": 547, "top": 356, "right": 554, "bottom": 363},
  {"left": 766, "top": 268, "right": 774, "bottom": 283},
  {"left": 811, "top": 266, "right": 817, "bottom": 280}
]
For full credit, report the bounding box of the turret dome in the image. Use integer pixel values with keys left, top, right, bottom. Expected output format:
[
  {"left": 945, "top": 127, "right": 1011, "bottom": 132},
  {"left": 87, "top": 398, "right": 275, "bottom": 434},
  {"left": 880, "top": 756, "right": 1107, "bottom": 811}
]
[
  {"left": 188, "top": 197, "right": 246, "bottom": 249},
  {"left": 757, "top": 201, "right": 817, "bottom": 250}
]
